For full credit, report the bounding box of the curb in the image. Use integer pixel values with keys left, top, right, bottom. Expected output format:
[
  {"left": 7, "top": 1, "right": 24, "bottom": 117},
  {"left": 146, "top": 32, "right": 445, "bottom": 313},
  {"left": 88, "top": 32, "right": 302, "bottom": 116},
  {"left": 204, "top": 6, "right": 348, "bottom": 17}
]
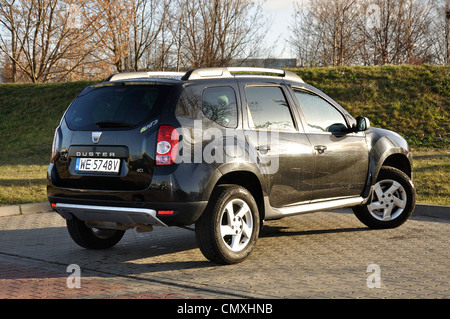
[
  {"left": 0, "top": 202, "right": 449, "bottom": 220},
  {"left": 413, "top": 204, "right": 450, "bottom": 220},
  {"left": 0, "top": 202, "right": 52, "bottom": 218}
]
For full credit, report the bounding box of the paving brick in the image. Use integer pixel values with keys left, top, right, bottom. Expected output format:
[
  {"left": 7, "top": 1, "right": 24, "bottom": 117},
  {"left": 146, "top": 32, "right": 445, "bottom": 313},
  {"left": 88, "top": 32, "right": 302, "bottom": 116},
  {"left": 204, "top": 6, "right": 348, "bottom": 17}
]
[{"left": 0, "top": 211, "right": 449, "bottom": 299}]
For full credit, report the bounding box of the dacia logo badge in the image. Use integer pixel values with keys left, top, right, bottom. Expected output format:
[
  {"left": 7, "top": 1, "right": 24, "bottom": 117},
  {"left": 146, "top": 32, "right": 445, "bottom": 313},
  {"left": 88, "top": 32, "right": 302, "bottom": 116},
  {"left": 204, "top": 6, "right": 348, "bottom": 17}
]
[{"left": 92, "top": 132, "right": 102, "bottom": 144}]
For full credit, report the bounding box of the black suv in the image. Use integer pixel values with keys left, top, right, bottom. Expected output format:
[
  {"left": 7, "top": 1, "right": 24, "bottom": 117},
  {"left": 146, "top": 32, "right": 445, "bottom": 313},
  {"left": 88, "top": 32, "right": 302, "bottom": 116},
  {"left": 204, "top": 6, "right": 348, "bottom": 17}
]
[{"left": 48, "top": 67, "right": 416, "bottom": 264}]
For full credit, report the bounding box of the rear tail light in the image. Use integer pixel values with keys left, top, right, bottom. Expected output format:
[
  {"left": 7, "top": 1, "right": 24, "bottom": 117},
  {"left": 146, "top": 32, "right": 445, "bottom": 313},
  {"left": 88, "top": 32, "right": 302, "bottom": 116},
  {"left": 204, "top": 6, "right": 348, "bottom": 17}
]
[
  {"left": 156, "top": 125, "right": 179, "bottom": 165},
  {"left": 50, "top": 126, "right": 60, "bottom": 163}
]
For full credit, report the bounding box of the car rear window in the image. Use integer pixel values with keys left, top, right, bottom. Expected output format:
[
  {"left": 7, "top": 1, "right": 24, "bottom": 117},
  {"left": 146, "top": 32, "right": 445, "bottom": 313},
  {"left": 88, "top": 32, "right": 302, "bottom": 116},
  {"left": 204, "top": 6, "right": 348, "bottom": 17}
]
[{"left": 65, "top": 84, "right": 171, "bottom": 130}]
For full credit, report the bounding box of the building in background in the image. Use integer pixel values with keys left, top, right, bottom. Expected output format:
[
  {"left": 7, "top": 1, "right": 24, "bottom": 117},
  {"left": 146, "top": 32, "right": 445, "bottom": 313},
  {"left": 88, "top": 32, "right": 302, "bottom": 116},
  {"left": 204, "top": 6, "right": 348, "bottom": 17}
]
[{"left": 230, "top": 58, "right": 299, "bottom": 68}]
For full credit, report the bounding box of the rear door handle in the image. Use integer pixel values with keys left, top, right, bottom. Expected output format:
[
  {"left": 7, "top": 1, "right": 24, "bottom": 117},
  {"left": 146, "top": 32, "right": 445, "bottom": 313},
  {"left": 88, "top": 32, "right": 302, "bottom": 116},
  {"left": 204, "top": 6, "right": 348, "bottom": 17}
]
[{"left": 314, "top": 145, "right": 327, "bottom": 154}]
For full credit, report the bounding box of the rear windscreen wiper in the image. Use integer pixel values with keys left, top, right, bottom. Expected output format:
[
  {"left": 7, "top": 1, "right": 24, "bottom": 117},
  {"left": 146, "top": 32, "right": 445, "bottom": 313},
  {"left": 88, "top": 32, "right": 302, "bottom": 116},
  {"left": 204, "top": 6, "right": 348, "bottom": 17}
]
[{"left": 95, "top": 121, "right": 135, "bottom": 128}]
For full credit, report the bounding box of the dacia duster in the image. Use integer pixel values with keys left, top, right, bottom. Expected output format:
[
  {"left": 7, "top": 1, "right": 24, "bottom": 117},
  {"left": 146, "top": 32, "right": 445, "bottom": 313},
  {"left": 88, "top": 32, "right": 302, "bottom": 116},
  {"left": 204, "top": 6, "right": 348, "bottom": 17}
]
[{"left": 48, "top": 67, "right": 416, "bottom": 264}]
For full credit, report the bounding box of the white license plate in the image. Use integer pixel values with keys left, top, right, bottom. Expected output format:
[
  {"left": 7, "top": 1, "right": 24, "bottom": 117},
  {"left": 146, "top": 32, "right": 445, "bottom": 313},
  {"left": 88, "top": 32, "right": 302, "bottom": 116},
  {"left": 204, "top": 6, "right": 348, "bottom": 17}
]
[{"left": 75, "top": 158, "right": 120, "bottom": 174}]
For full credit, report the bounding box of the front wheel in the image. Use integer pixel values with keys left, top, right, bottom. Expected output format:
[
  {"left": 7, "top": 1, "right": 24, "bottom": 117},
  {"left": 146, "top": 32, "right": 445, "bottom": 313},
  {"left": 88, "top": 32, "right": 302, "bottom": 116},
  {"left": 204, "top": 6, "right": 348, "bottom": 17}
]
[
  {"left": 195, "top": 185, "right": 260, "bottom": 265},
  {"left": 353, "top": 166, "right": 416, "bottom": 229}
]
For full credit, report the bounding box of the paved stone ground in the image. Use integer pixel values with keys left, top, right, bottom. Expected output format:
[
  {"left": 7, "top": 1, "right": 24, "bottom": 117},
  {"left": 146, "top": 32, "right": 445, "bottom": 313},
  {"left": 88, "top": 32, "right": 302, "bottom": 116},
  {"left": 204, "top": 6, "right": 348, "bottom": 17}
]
[{"left": 0, "top": 210, "right": 449, "bottom": 300}]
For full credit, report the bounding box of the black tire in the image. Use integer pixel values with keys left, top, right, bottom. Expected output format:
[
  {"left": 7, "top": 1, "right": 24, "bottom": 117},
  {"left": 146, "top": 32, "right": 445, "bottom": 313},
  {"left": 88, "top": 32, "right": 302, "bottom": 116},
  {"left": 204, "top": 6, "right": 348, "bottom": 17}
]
[
  {"left": 353, "top": 166, "right": 416, "bottom": 229},
  {"left": 66, "top": 218, "right": 125, "bottom": 249},
  {"left": 195, "top": 185, "right": 260, "bottom": 265}
]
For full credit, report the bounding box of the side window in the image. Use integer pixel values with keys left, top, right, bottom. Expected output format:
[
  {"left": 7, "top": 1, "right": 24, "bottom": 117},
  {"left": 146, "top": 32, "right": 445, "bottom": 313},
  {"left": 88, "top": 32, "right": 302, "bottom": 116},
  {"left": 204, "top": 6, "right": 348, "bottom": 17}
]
[
  {"left": 245, "top": 86, "right": 296, "bottom": 131},
  {"left": 202, "top": 87, "right": 238, "bottom": 128},
  {"left": 294, "top": 90, "right": 348, "bottom": 133}
]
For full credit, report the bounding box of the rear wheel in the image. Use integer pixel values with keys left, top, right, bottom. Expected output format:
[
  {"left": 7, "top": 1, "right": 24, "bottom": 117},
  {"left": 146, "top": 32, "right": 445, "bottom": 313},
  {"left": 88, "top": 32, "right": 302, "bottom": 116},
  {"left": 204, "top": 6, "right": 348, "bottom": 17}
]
[
  {"left": 353, "top": 166, "right": 416, "bottom": 229},
  {"left": 66, "top": 218, "right": 125, "bottom": 249},
  {"left": 195, "top": 185, "right": 260, "bottom": 264}
]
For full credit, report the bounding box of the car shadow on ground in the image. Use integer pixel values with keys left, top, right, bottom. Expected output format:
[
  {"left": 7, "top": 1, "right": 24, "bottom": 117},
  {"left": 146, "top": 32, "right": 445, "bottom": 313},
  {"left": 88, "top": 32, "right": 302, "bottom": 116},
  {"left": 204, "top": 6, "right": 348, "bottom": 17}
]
[
  {"left": 0, "top": 214, "right": 378, "bottom": 279},
  {"left": 259, "top": 224, "right": 372, "bottom": 238}
]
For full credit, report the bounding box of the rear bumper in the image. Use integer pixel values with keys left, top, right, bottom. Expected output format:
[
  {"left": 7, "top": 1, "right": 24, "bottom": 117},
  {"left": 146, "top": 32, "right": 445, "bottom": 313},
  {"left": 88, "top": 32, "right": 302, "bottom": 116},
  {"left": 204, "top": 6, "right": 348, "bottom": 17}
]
[
  {"left": 47, "top": 159, "right": 216, "bottom": 226},
  {"left": 53, "top": 203, "right": 168, "bottom": 227},
  {"left": 49, "top": 196, "right": 208, "bottom": 226}
]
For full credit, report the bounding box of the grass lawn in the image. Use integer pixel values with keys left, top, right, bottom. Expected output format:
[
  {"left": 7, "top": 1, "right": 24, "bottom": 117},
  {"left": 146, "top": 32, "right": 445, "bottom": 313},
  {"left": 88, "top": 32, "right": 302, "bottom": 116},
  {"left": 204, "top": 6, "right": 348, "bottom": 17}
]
[
  {"left": 412, "top": 148, "right": 450, "bottom": 206},
  {"left": 0, "top": 148, "right": 448, "bottom": 207},
  {"left": 0, "top": 165, "right": 48, "bottom": 206}
]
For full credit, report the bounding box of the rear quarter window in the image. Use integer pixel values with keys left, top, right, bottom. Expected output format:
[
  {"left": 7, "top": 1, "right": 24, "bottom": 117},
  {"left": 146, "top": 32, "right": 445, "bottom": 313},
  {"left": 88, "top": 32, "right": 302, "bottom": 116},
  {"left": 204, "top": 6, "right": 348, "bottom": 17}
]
[{"left": 202, "top": 87, "right": 238, "bottom": 128}]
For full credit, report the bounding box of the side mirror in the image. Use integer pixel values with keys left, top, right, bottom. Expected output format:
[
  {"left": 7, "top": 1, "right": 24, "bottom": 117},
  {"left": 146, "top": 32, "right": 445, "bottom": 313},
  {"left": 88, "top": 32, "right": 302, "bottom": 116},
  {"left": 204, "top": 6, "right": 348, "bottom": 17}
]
[{"left": 355, "top": 116, "right": 370, "bottom": 132}]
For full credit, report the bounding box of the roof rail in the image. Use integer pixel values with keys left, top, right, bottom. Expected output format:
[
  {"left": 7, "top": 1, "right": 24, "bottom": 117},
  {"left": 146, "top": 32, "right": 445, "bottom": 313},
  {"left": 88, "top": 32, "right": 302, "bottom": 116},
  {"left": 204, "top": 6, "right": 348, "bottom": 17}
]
[
  {"left": 106, "top": 71, "right": 185, "bottom": 82},
  {"left": 106, "top": 67, "right": 304, "bottom": 83},
  {"left": 182, "top": 67, "right": 304, "bottom": 83}
]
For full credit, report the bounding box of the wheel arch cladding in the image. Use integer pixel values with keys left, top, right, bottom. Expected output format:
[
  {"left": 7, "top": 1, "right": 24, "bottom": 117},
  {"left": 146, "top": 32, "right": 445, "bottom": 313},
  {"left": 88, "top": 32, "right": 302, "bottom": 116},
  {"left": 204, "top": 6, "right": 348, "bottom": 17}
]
[{"left": 215, "top": 171, "right": 265, "bottom": 221}]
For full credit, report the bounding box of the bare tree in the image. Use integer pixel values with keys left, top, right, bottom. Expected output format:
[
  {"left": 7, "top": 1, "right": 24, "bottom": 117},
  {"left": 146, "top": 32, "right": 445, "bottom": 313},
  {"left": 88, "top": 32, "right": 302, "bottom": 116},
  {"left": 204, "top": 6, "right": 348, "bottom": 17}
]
[
  {"left": 432, "top": 0, "right": 450, "bottom": 64},
  {"left": 90, "top": 0, "right": 169, "bottom": 73},
  {"left": 290, "top": 0, "right": 362, "bottom": 66},
  {"left": 447, "top": 0, "right": 450, "bottom": 64},
  {"left": 290, "top": 0, "right": 438, "bottom": 66},
  {"left": 129, "top": 0, "right": 169, "bottom": 71},
  {"left": 169, "top": 0, "right": 187, "bottom": 71},
  {"left": 0, "top": 0, "right": 22, "bottom": 82},
  {"left": 0, "top": 0, "right": 271, "bottom": 81},
  {"left": 179, "top": 0, "right": 268, "bottom": 69},
  {"left": 90, "top": 0, "right": 131, "bottom": 73},
  {"left": 0, "top": 0, "right": 99, "bottom": 82},
  {"left": 289, "top": 1, "right": 323, "bottom": 66},
  {"left": 361, "top": 0, "right": 435, "bottom": 65}
]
